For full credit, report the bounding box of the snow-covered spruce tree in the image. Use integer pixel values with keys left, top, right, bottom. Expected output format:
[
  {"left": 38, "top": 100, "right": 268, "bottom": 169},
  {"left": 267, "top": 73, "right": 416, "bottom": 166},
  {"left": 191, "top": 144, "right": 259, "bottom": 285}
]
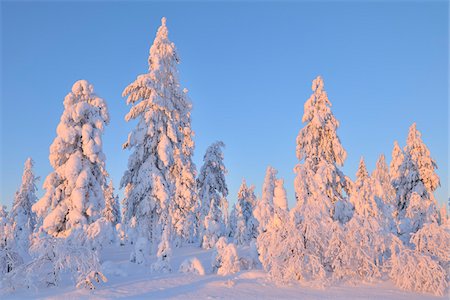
[
  {"left": 339, "top": 157, "right": 388, "bottom": 282},
  {"left": 372, "top": 154, "right": 395, "bottom": 206},
  {"left": 3, "top": 229, "right": 107, "bottom": 291},
  {"left": 394, "top": 124, "right": 439, "bottom": 240},
  {"left": 272, "top": 76, "right": 349, "bottom": 286},
  {"left": 197, "top": 142, "right": 229, "bottom": 249},
  {"left": 0, "top": 206, "right": 23, "bottom": 276},
  {"left": 233, "top": 180, "right": 259, "bottom": 246},
  {"left": 32, "top": 80, "right": 109, "bottom": 237},
  {"left": 211, "top": 237, "right": 240, "bottom": 276},
  {"left": 411, "top": 222, "right": 450, "bottom": 270},
  {"left": 350, "top": 158, "right": 377, "bottom": 217},
  {"left": 388, "top": 235, "right": 447, "bottom": 296},
  {"left": 103, "top": 180, "right": 120, "bottom": 226},
  {"left": 202, "top": 198, "right": 225, "bottom": 250},
  {"left": 121, "top": 17, "right": 197, "bottom": 256},
  {"left": 371, "top": 154, "right": 396, "bottom": 232},
  {"left": 151, "top": 222, "right": 172, "bottom": 273},
  {"left": 9, "top": 158, "right": 39, "bottom": 255},
  {"left": 395, "top": 124, "right": 439, "bottom": 214},
  {"left": 253, "top": 166, "right": 277, "bottom": 233},
  {"left": 257, "top": 178, "right": 307, "bottom": 285},
  {"left": 294, "top": 76, "right": 349, "bottom": 222},
  {"left": 0, "top": 206, "right": 9, "bottom": 248},
  {"left": 25, "top": 80, "right": 109, "bottom": 290},
  {"left": 389, "top": 141, "right": 404, "bottom": 185}
]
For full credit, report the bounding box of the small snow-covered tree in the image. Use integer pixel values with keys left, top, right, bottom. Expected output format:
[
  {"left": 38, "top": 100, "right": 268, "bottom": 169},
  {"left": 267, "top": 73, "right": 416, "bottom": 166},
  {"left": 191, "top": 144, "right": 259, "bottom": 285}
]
[
  {"left": 211, "top": 237, "right": 240, "bottom": 276},
  {"left": 257, "top": 181, "right": 307, "bottom": 285},
  {"left": 121, "top": 17, "right": 197, "bottom": 255},
  {"left": 389, "top": 141, "right": 404, "bottom": 184},
  {"left": 388, "top": 235, "right": 447, "bottom": 296},
  {"left": 342, "top": 216, "right": 383, "bottom": 281},
  {"left": 254, "top": 166, "right": 277, "bottom": 233},
  {"left": 4, "top": 229, "right": 106, "bottom": 291},
  {"left": 273, "top": 179, "right": 288, "bottom": 211},
  {"left": 0, "top": 206, "right": 9, "bottom": 248},
  {"left": 233, "top": 180, "right": 259, "bottom": 245},
  {"left": 350, "top": 158, "right": 378, "bottom": 218},
  {"left": 103, "top": 180, "right": 120, "bottom": 226},
  {"left": 202, "top": 198, "right": 225, "bottom": 249},
  {"left": 32, "top": 80, "right": 109, "bottom": 237},
  {"left": 197, "top": 142, "right": 229, "bottom": 248},
  {"left": 394, "top": 124, "right": 439, "bottom": 240},
  {"left": 0, "top": 206, "right": 23, "bottom": 276},
  {"left": 152, "top": 223, "right": 172, "bottom": 273},
  {"left": 179, "top": 257, "right": 205, "bottom": 275},
  {"left": 372, "top": 154, "right": 396, "bottom": 232},
  {"left": 411, "top": 222, "right": 450, "bottom": 268},
  {"left": 394, "top": 124, "right": 439, "bottom": 216},
  {"left": 399, "top": 192, "right": 438, "bottom": 239},
  {"left": 10, "top": 158, "right": 39, "bottom": 255},
  {"left": 372, "top": 154, "right": 394, "bottom": 206}
]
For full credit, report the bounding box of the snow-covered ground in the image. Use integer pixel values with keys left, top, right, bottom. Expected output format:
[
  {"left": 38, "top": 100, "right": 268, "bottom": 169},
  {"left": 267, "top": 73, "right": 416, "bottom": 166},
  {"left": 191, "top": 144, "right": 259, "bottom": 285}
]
[{"left": 3, "top": 244, "right": 445, "bottom": 300}]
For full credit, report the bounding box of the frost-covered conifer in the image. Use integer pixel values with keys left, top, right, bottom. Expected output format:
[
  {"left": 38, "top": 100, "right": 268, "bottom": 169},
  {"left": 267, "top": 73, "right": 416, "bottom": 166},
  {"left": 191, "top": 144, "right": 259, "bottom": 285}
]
[
  {"left": 254, "top": 166, "right": 277, "bottom": 233},
  {"left": 294, "top": 76, "right": 349, "bottom": 221},
  {"left": 4, "top": 229, "right": 106, "bottom": 291},
  {"left": 152, "top": 223, "right": 172, "bottom": 273},
  {"left": 372, "top": 154, "right": 394, "bottom": 206},
  {"left": 103, "top": 180, "right": 120, "bottom": 225},
  {"left": 202, "top": 198, "right": 225, "bottom": 249},
  {"left": 211, "top": 237, "right": 240, "bottom": 276},
  {"left": 389, "top": 141, "right": 404, "bottom": 184},
  {"left": 273, "top": 179, "right": 288, "bottom": 211},
  {"left": 394, "top": 124, "right": 439, "bottom": 239},
  {"left": 395, "top": 124, "right": 439, "bottom": 215},
  {"left": 9, "top": 158, "right": 38, "bottom": 254},
  {"left": 197, "top": 142, "right": 229, "bottom": 248},
  {"left": 121, "top": 17, "right": 197, "bottom": 253},
  {"left": 233, "top": 180, "right": 259, "bottom": 245},
  {"left": 257, "top": 180, "right": 304, "bottom": 284},
  {"left": 0, "top": 206, "right": 9, "bottom": 248},
  {"left": 266, "top": 76, "right": 350, "bottom": 286},
  {"left": 32, "top": 80, "right": 109, "bottom": 237},
  {"left": 0, "top": 206, "right": 23, "bottom": 276},
  {"left": 350, "top": 158, "right": 378, "bottom": 217},
  {"left": 179, "top": 257, "right": 205, "bottom": 275},
  {"left": 389, "top": 235, "right": 447, "bottom": 296}
]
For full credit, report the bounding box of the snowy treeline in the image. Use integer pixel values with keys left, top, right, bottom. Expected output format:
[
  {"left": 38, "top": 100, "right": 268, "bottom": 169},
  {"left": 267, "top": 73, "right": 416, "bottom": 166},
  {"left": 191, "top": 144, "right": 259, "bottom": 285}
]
[
  {"left": 0, "top": 17, "right": 448, "bottom": 297},
  {"left": 256, "top": 77, "right": 448, "bottom": 296}
]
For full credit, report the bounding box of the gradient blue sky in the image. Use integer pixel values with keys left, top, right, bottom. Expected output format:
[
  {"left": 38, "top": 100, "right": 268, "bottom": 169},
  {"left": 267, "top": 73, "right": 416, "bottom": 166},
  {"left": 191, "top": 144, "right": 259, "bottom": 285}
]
[{"left": 1, "top": 1, "right": 448, "bottom": 210}]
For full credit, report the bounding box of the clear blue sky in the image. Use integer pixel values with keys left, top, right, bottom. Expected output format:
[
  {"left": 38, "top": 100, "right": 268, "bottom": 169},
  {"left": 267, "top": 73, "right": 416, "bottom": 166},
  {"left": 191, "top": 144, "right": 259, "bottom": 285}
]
[{"left": 1, "top": 1, "right": 448, "bottom": 210}]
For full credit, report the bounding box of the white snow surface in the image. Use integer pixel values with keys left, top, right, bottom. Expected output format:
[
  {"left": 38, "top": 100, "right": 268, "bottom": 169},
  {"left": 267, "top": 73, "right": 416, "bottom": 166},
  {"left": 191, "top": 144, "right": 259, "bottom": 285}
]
[{"left": 2, "top": 244, "right": 445, "bottom": 300}]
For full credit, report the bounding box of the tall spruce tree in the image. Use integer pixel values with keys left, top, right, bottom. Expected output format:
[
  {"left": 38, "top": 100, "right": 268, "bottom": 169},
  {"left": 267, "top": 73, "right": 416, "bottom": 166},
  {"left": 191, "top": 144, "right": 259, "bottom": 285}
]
[
  {"left": 121, "top": 17, "right": 197, "bottom": 257},
  {"left": 294, "top": 76, "right": 349, "bottom": 221}
]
